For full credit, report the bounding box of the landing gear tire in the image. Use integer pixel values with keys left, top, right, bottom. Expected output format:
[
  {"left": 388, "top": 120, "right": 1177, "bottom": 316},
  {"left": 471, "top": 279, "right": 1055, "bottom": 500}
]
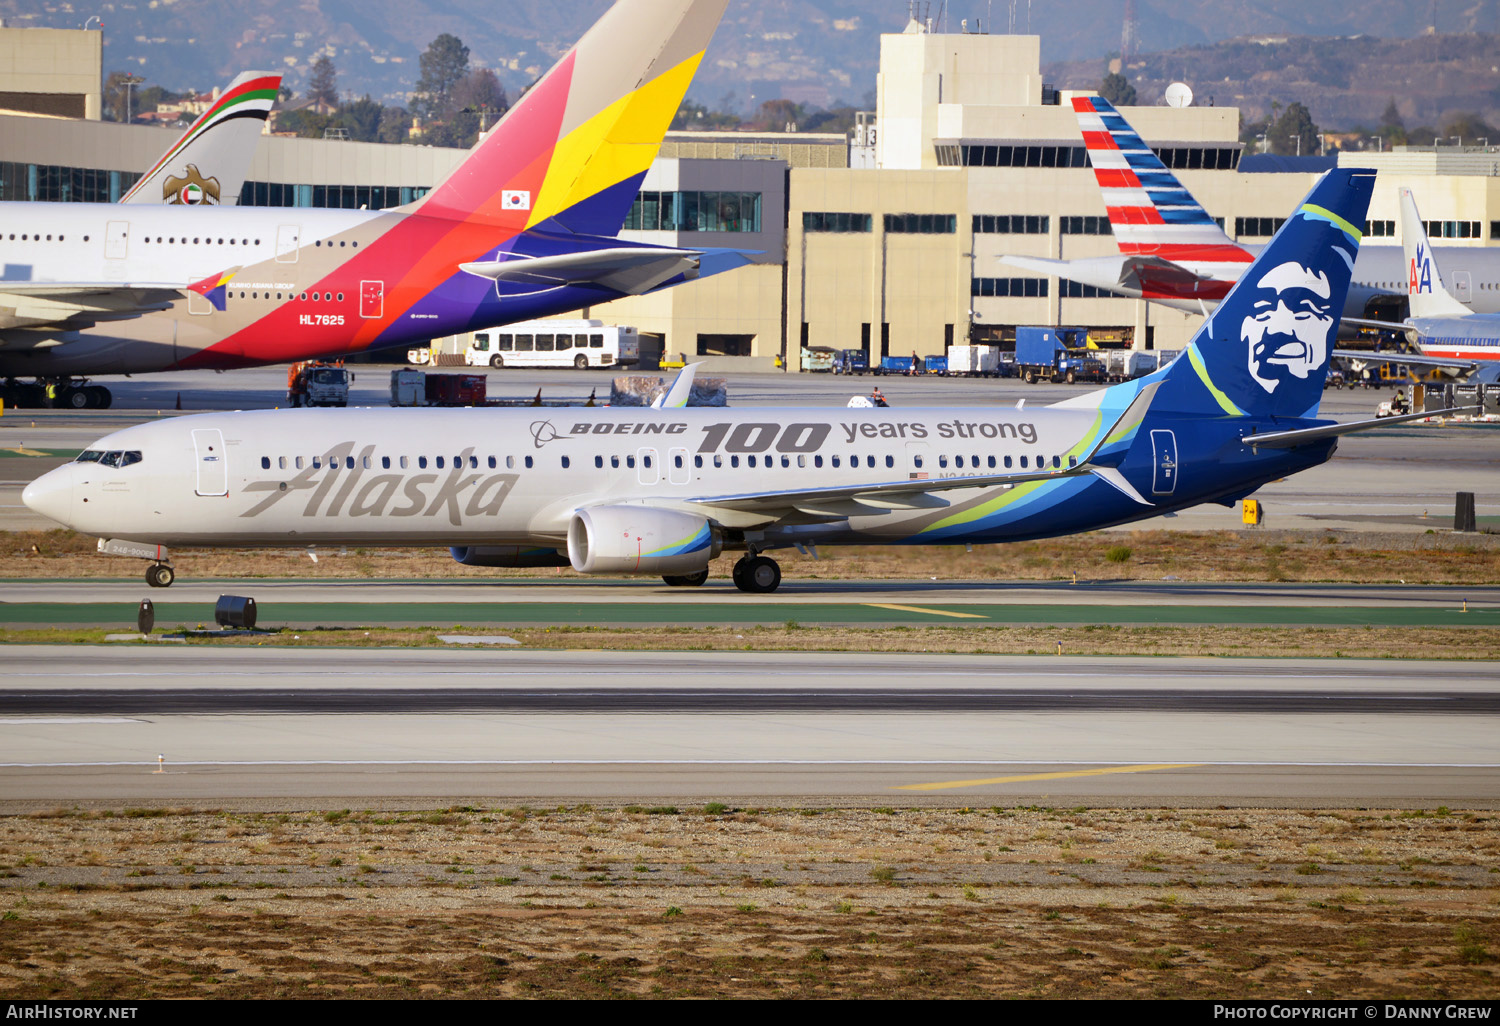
[
  {"left": 145, "top": 564, "right": 175, "bottom": 588},
  {"left": 574, "top": 354, "right": 589, "bottom": 370},
  {"left": 733, "top": 555, "right": 781, "bottom": 594},
  {"left": 490, "top": 355, "right": 505, "bottom": 368},
  {"left": 87, "top": 386, "right": 112, "bottom": 409},
  {"left": 662, "top": 569, "right": 709, "bottom": 587}
]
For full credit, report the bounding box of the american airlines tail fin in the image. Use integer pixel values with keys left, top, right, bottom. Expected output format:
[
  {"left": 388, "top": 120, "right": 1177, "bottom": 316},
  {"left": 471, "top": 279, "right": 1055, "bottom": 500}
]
[
  {"left": 1398, "top": 188, "right": 1471, "bottom": 318},
  {"left": 121, "top": 71, "right": 282, "bottom": 206},
  {"left": 408, "top": 0, "right": 729, "bottom": 236},
  {"left": 1072, "top": 96, "right": 1251, "bottom": 273},
  {"left": 1159, "top": 169, "right": 1374, "bottom": 420}
]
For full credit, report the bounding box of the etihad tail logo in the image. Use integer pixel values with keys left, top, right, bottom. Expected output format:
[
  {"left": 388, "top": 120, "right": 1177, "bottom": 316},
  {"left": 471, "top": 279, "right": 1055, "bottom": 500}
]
[{"left": 164, "top": 164, "right": 222, "bottom": 205}]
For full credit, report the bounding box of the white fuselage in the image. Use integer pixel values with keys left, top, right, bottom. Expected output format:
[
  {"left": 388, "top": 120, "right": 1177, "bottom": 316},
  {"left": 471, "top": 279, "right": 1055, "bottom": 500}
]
[{"left": 25, "top": 404, "right": 1108, "bottom": 550}]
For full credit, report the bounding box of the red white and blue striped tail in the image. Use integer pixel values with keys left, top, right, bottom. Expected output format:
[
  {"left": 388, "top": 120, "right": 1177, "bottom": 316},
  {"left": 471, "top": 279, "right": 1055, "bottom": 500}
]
[{"left": 1072, "top": 95, "right": 1253, "bottom": 275}]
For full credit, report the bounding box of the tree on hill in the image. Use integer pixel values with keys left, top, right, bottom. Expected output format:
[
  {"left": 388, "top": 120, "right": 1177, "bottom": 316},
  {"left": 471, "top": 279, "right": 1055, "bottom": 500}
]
[
  {"left": 1099, "top": 71, "right": 1137, "bottom": 106},
  {"left": 1267, "top": 101, "right": 1319, "bottom": 156},
  {"left": 413, "top": 33, "right": 471, "bottom": 122},
  {"left": 1378, "top": 98, "right": 1407, "bottom": 145},
  {"left": 308, "top": 56, "right": 338, "bottom": 108},
  {"left": 1441, "top": 111, "right": 1496, "bottom": 146},
  {"left": 755, "top": 98, "right": 803, "bottom": 131}
]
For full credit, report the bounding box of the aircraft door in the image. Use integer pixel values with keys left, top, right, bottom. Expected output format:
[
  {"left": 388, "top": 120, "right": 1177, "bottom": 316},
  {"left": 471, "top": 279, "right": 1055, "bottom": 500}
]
[
  {"left": 1453, "top": 270, "right": 1472, "bottom": 304},
  {"left": 1149, "top": 429, "right": 1178, "bottom": 496},
  {"left": 360, "top": 280, "right": 384, "bottom": 318},
  {"left": 668, "top": 446, "right": 690, "bottom": 485},
  {"left": 637, "top": 447, "right": 659, "bottom": 485},
  {"left": 104, "top": 221, "right": 130, "bottom": 261},
  {"left": 275, "top": 225, "right": 300, "bottom": 263},
  {"left": 192, "top": 428, "right": 229, "bottom": 497},
  {"left": 187, "top": 273, "right": 214, "bottom": 315}
]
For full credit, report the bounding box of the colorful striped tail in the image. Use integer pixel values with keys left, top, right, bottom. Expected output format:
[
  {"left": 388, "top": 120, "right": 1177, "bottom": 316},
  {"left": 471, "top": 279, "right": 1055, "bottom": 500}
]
[
  {"left": 1072, "top": 95, "right": 1252, "bottom": 271},
  {"left": 409, "top": 0, "right": 729, "bottom": 237}
]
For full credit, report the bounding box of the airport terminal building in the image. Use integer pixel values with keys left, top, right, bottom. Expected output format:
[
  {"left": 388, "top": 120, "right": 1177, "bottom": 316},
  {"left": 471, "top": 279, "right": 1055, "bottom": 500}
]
[{"left": 4, "top": 20, "right": 1499, "bottom": 369}]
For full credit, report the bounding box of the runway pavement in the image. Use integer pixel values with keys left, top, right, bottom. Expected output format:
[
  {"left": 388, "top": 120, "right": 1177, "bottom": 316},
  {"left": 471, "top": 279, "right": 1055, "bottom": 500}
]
[
  {"left": 2, "top": 647, "right": 1496, "bottom": 807},
  {"left": 2, "top": 578, "right": 1496, "bottom": 628}
]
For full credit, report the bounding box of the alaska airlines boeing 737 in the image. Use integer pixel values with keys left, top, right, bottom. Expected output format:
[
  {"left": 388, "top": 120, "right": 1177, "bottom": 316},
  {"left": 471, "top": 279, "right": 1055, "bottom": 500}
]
[
  {"left": 0, "top": 0, "right": 734, "bottom": 407},
  {"left": 28, "top": 169, "right": 1471, "bottom": 591},
  {"left": 1001, "top": 97, "right": 1500, "bottom": 321}
]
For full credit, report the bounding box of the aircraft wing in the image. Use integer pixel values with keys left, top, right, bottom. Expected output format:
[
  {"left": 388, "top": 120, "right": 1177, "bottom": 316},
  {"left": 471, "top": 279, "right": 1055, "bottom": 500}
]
[
  {"left": 1243, "top": 407, "right": 1481, "bottom": 450},
  {"left": 1332, "top": 347, "right": 1477, "bottom": 371},
  {"left": 0, "top": 283, "right": 184, "bottom": 341},
  {"left": 460, "top": 247, "right": 703, "bottom": 295},
  {"left": 662, "top": 382, "right": 1161, "bottom": 525}
]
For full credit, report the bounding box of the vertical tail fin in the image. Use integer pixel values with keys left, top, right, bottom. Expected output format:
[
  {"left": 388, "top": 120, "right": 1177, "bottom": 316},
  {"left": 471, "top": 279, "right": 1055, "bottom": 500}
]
[
  {"left": 1161, "top": 169, "right": 1375, "bottom": 420},
  {"left": 121, "top": 71, "right": 282, "bottom": 206},
  {"left": 1072, "top": 96, "right": 1251, "bottom": 273},
  {"left": 407, "top": 0, "right": 728, "bottom": 236},
  {"left": 1398, "top": 188, "right": 1471, "bottom": 317}
]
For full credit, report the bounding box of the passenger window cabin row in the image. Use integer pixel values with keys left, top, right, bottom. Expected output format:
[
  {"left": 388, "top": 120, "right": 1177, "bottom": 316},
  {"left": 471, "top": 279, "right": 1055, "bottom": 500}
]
[{"left": 257, "top": 451, "right": 1077, "bottom": 474}]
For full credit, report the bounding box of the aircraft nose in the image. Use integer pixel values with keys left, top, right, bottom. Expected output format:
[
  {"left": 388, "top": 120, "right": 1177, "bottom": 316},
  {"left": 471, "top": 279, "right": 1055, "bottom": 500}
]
[{"left": 22, "top": 467, "right": 74, "bottom": 527}]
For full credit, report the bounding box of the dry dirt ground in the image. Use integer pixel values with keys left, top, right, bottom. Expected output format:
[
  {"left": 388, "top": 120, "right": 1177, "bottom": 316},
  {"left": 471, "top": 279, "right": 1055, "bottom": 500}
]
[
  {"left": 1, "top": 806, "right": 1497, "bottom": 999},
  {"left": 7, "top": 527, "right": 1500, "bottom": 584}
]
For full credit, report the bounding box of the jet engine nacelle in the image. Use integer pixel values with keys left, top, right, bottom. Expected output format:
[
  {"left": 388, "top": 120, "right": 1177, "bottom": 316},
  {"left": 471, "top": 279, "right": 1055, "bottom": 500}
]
[
  {"left": 567, "top": 505, "right": 721, "bottom": 575},
  {"left": 449, "top": 545, "right": 571, "bottom": 568}
]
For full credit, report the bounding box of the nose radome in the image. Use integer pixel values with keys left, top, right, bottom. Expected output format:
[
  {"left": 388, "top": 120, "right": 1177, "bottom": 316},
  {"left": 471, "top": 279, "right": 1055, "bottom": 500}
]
[{"left": 22, "top": 467, "right": 74, "bottom": 527}]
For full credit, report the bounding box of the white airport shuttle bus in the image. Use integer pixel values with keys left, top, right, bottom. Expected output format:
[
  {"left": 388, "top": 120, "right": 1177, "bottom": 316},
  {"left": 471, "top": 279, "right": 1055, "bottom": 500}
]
[{"left": 466, "top": 320, "right": 640, "bottom": 370}]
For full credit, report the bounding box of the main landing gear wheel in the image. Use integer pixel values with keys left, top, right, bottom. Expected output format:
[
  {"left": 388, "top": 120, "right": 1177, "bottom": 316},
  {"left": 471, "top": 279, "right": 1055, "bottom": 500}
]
[
  {"left": 490, "top": 355, "right": 505, "bottom": 368},
  {"left": 662, "top": 569, "right": 709, "bottom": 587},
  {"left": 733, "top": 555, "right": 781, "bottom": 594},
  {"left": 145, "top": 564, "right": 175, "bottom": 588},
  {"left": 574, "top": 354, "right": 589, "bottom": 370}
]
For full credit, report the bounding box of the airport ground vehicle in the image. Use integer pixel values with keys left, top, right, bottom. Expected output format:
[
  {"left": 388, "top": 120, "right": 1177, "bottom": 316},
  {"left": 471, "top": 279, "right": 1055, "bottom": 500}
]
[
  {"left": 800, "top": 347, "right": 836, "bottom": 372},
  {"left": 465, "top": 321, "right": 640, "bottom": 370},
  {"left": 832, "top": 350, "right": 869, "bottom": 375},
  {"left": 947, "top": 344, "right": 1000, "bottom": 377},
  {"left": 1015, "top": 327, "right": 1108, "bottom": 384},
  {"left": 286, "top": 362, "right": 349, "bottom": 407},
  {"left": 390, "top": 370, "right": 486, "bottom": 407}
]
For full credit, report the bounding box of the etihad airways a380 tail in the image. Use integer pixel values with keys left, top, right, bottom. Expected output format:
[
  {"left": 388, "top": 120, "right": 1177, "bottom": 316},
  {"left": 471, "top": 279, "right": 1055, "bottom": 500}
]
[{"left": 0, "top": 0, "right": 734, "bottom": 407}]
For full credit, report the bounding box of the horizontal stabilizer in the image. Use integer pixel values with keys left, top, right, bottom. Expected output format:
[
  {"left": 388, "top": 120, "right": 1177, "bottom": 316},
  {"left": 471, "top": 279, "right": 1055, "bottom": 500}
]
[
  {"left": 1333, "top": 347, "right": 1474, "bottom": 371},
  {"left": 460, "top": 247, "right": 702, "bottom": 295},
  {"left": 1244, "top": 407, "right": 1480, "bottom": 449}
]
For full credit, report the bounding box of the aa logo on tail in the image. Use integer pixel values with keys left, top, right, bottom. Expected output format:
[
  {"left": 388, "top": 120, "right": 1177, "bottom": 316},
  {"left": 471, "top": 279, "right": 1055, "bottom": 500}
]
[
  {"left": 164, "top": 164, "right": 222, "bottom": 205},
  {"left": 1409, "top": 244, "right": 1434, "bottom": 294}
]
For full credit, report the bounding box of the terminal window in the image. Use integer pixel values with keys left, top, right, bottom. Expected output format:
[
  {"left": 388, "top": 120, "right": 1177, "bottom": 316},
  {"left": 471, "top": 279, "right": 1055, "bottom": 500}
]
[
  {"left": 1425, "top": 220, "right": 1481, "bottom": 239},
  {"left": 1059, "top": 216, "right": 1110, "bottom": 235},
  {"left": 803, "top": 212, "right": 873, "bottom": 233},
  {"left": 973, "top": 215, "right": 1049, "bottom": 235},
  {"left": 1234, "top": 216, "right": 1286, "bottom": 238},
  {"left": 625, "top": 190, "right": 762, "bottom": 232},
  {"left": 972, "top": 277, "right": 1049, "bottom": 298},
  {"left": 885, "top": 213, "right": 957, "bottom": 234},
  {"left": 1366, "top": 220, "right": 1396, "bottom": 238},
  {"left": 1060, "top": 281, "right": 1110, "bottom": 299}
]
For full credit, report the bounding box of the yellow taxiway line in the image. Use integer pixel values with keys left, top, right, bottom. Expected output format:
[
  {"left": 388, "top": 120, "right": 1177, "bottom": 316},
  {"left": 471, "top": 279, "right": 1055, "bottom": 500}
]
[
  {"left": 865, "top": 603, "right": 988, "bottom": 620},
  {"left": 895, "top": 763, "right": 1203, "bottom": 791}
]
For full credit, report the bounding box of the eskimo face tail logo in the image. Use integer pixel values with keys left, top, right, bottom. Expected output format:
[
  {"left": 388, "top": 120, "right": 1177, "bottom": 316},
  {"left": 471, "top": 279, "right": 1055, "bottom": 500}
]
[
  {"left": 1241, "top": 261, "right": 1334, "bottom": 394},
  {"left": 1409, "top": 244, "right": 1433, "bottom": 295},
  {"left": 164, "top": 163, "right": 222, "bottom": 205}
]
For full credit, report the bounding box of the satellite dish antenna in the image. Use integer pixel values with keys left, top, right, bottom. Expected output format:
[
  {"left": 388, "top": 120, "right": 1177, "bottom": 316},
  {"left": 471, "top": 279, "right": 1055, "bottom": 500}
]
[{"left": 1164, "top": 82, "right": 1194, "bottom": 108}]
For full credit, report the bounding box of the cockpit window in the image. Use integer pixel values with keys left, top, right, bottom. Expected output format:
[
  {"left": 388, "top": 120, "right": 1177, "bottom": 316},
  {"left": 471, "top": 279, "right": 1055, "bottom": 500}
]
[
  {"left": 75, "top": 450, "right": 103, "bottom": 463},
  {"left": 97, "top": 451, "right": 143, "bottom": 468},
  {"left": 120, "top": 451, "right": 143, "bottom": 467},
  {"left": 99, "top": 451, "right": 122, "bottom": 467}
]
